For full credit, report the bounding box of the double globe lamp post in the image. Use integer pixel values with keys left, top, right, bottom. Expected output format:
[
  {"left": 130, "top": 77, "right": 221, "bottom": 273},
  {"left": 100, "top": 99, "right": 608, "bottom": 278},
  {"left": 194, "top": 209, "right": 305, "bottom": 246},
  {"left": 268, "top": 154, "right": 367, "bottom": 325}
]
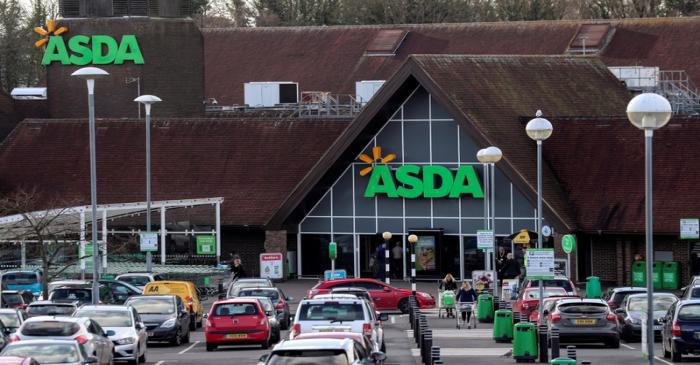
[{"left": 476, "top": 147, "right": 502, "bottom": 299}]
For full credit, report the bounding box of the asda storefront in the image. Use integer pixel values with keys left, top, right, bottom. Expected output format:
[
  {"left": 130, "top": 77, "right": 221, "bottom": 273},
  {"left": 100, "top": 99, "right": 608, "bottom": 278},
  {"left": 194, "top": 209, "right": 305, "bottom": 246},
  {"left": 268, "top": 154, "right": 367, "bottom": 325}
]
[{"left": 295, "top": 86, "right": 542, "bottom": 280}]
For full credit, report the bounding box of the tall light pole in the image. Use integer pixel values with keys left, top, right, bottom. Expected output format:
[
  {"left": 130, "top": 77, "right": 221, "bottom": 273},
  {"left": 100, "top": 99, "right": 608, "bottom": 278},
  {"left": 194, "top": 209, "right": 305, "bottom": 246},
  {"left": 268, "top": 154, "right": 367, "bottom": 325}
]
[
  {"left": 135, "top": 95, "right": 162, "bottom": 273},
  {"left": 476, "top": 149, "right": 490, "bottom": 272},
  {"left": 72, "top": 67, "right": 109, "bottom": 305},
  {"left": 480, "top": 147, "right": 502, "bottom": 299},
  {"left": 526, "top": 110, "right": 553, "bottom": 329},
  {"left": 408, "top": 234, "right": 418, "bottom": 300},
  {"left": 382, "top": 231, "right": 392, "bottom": 284},
  {"left": 627, "top": 93, "right": 672, "bottom": 365}
]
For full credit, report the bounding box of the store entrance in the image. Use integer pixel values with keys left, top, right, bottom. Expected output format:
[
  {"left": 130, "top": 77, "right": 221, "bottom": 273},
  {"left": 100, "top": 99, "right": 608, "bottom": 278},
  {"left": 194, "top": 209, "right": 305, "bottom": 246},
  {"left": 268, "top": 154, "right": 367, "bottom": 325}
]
[{"left": 358, "top": 234, "right": 405, "bottom": 279}]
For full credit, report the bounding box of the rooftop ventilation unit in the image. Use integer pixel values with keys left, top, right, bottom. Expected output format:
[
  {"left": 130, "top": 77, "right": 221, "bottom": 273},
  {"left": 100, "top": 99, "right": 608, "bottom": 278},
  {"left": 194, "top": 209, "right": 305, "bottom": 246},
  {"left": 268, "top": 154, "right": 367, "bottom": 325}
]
[
  {"left": 608, "top": 66, "right": 659, "bottom": 89},
  {"left": 356, "top": 80, "right": 385, "bottom": 105},
  {"left": 567, "top": 23, "right": 614, "bottom": 54},
  {"left": 366, "top": 29, "right": 408, "bottom": 56},
  {"left": 10, "top": 87, "right": 47, "bottom": 100},
  {"left": 59, "top": 0, "right": 193, "bottom": 18},
  {"left": 244, "top": 82, "right": 299, "bottom": 107}
]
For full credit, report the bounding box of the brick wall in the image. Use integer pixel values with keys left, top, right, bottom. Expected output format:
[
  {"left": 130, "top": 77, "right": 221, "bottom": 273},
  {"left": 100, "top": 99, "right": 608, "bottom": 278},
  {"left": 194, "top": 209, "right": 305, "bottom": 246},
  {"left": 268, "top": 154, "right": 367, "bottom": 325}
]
[
  {"left": 46, "top": 17, "right": 203, "bottom": 119},
  {"left": 265, "top": 230, "right": 288, "bottom": 279},
  {"left": 591, "top": 236, "right": 618, "bottom": 283},
  {"left": 220, "top": 228, "right": 265, "bottom": 277}
]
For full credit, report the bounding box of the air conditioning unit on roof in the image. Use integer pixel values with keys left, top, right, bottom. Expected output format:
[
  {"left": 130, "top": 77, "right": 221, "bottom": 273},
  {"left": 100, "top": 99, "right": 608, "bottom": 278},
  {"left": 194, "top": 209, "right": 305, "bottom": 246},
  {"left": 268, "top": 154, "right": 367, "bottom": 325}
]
[
  {"left": 244, "top": 82, "right": 299, "bottom": 107},
  {"left": 356, "top": 80, "right": 385, "bottom": 105}
]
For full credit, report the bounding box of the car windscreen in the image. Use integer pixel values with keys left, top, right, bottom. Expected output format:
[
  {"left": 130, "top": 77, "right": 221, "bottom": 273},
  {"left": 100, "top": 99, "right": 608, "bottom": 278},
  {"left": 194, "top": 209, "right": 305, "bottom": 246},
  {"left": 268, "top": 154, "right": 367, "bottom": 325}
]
[
  {"left": 529, "top": 280, "right": 573, "bottom": 292},
  {"left": 127, "top": 297, "right": 175, "bottom": 314},
  {"left": 238, "top": 289, "right": 279, "bottom": 302},
  {"left": 51, "top": 288, "right": 91, "bottom": 301},
  {"left": 524, "top": 289, "right": 566, "bottom": 299},
  {"left": 559, "top": 303, "right": 608, "bottom": 314},
  {"left": 267, "top": 350, "right": 348, "bottom": 365},
  {"left": 27, "top": 304, "right": 75, "bottom": 316},
  {"left": 299, "top": 303, "right": 364, "bottom": 321},
  {"left": 1, "top": 343, "right": 80, "bottom": 363},
  {"left": 21, "top": 321, "right": 80, "bottom": 336},
  {"left": 679, "top": 304, "right": 700, "bottom": 321},
  {"left": 613, "top": 291, "right": 646, "bottom": 303},
  {"left": 690, "top": 288, "right": 700, "bottom": 298},
  {"left": 249, "top": 298, "right": 274, "bottom": 312},
  {"left": 119, "top": 276, "right": 151, "bottom": 286},
  {"left": 628, "top": 296, "right": 677, "bottom": 312},
  {"left": 333, "top": 290, "right": 370, "bottom": 301},
  {"left": 0, "top": 312, "right": 21, "bottom": 328},
  {"left": 2, "top": 293, "right": 22, "bottom": 305},
  {"left": 74, "top": 309, "right": 132, "bottom": 327},
  {"left": 213, "top": 303, "right": 259, "bottom": 316},
  {"left": 2, "top": 273, "right": 38, "bottom": 285}
]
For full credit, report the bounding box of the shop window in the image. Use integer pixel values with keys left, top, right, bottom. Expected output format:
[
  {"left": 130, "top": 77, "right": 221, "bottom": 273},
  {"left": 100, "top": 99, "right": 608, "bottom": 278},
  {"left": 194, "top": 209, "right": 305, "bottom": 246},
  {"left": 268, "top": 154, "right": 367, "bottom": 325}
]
[
  {"left": 431, "top": 121, "right": 458, "bottom": 162},
  {"left": 403, "top": 121, "right": 430, "bottom": 162},
  {"left": 403, "top": 87, "right": 430, "bottom": 119},
  {"left": 430, "top": 96, "right": 452, "bottom": 120}
]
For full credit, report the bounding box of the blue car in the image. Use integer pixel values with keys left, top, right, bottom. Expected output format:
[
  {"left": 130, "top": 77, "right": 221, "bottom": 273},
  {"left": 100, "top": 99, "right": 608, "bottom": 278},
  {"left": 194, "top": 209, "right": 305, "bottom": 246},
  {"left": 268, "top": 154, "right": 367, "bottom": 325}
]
[
  {"left": 1, "top": 270, "right": 42, "bottom": 297},
  {"left": 662, "top": 299, "right": 700, "bottom": 362}
]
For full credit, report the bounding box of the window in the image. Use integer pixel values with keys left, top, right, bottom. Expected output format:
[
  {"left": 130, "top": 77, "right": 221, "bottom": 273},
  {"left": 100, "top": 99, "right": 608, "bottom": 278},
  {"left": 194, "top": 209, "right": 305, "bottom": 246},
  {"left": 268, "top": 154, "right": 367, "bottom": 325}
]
[
  {"left": 0, "top": 312, "right": 21, "bottom": 328},
  {"left": 27, "top": 304, "right": 76, "bottom": 316},
  {"left": 2, "top": 272, "right": 38, "bottom": 285},
  {"left": 126, "top": 298, "right": 175, "bottom": 315},
  {"left": 299, "top": 303, "right": 365, "bottom": 321},
  {"left": 559, "top": 303, "right": 607, "bottom": 314},
  {"left": 678, "top": 305, "right": 700, "bottom": 320},
  {"left": 2, "top": 343, "right": 80, "bottom": 364},
  {"left": 267, "top": 350, "right": 349, "bottom": 365},
  {"left": 238, "top": 289, "right": 280, "bottom": 302},
  {"left": 212, "top": 303, "right": 258, "bottom": 316},
  {"left": 74, "top": 310, "right": 132, "bottom": 327},
  {"left": 22, "top": 321, "right": 80, "bottom": 336},
  {"left": 357, "top": 282, "right": 383, "bottom": 291}
]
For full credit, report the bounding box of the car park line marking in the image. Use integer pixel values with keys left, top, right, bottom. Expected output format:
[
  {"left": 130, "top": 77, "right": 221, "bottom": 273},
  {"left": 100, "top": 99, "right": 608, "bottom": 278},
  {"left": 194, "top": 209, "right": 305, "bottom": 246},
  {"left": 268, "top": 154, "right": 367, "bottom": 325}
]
[
  {"left": 655, "top": 356, "right": 674, "bottom": 365},
  {"left": 411, "top": 348, "right": 511, "bottom": 356},
  {"left": 178, "top": 341, "right": 199, "bottom": 355},
  {"left": 154, "top": 361, "right": 165, "bottom": 365},
  {"left": 621, "top": 343, "right": 635, "bottom": 350}
]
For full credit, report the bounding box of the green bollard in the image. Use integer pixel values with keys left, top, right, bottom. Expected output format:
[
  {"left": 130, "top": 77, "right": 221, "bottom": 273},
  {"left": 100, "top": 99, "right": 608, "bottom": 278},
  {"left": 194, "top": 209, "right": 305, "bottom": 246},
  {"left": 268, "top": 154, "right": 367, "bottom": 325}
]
[
  {"left": 549, "top": 358, "right": 577, "bottom": 365},
  {"left": 477, "top": 294, "right": 494, "bottom": 322},
  {"left": 493, "top": 309, "right": 513, "bottom": 343},
  {"left": 512, "top": 322, "right": 538, "bottom": 363}
]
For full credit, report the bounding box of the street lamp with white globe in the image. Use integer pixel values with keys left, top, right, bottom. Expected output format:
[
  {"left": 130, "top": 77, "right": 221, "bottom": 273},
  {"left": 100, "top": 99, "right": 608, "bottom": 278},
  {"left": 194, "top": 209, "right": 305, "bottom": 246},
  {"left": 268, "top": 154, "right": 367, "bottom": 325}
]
[
  {"left": 626, "top": 93, "right": 672, "bottom": 365},
  {"left": 476, "top": 147, "right": 502, "bottom": 299}
]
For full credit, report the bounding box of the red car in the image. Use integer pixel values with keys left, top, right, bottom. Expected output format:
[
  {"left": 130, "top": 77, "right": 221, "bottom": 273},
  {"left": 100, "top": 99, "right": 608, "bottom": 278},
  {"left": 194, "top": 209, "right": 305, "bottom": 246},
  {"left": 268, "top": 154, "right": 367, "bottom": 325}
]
[
  {"left": 204, "top": 298, "right": 271, "bottom": 351},
  {"left": 307, "top": 278, "right": 435, "bottom": 313},
  {"left": 514, "top": 287, "right": 568, "bottom": 319},
  {"left": 528, "top": 296, "right": 578, "bottom": 322}
]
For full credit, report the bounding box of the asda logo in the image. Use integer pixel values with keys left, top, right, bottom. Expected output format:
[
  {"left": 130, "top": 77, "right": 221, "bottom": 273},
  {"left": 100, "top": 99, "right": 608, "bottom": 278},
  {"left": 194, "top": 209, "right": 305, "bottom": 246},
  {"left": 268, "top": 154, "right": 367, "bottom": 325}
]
[
  {"left": 34, "top": 20, "right": 144, "bottom": 65},
  {"left": 359, "top": 147, "right": 484, "bottom": 199}
]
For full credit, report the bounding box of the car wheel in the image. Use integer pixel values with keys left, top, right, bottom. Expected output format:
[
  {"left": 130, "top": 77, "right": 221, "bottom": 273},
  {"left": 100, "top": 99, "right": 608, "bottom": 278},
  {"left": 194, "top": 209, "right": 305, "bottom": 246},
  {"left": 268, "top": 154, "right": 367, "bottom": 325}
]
[
  {"left": 398, "top": 298, "right": 409, "bottom": 314},
  {"left": 262, "top": 339, "right": 270, "bottom": 349},
  {"left": 206, "top": 343, "right": 217, "bottom": 352},
  {"left": 182, "top": 329, "right": 190, "bottom": 344},
  {"left": 606, "top": 338, "right": 620, "bottom": 349},
  {"left": 197, "top": 317, "right": 203, "bottom": 328},
  {"left": 127, "top": 356, "right": 138, "bottom": 365},
  {"left": 671, "top": 344, "right": 682, "bottom": 362},
  {"left": 171, "top": 329, "right": 182, "bottom": 346},
  {"left": 138, "top": 349, "right": 146, "bottom": 364}
]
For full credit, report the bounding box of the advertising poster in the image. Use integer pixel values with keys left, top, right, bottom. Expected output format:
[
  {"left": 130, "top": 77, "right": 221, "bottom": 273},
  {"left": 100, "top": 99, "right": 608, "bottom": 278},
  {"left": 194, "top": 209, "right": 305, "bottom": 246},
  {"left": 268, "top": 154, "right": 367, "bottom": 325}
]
[
  {"left": 501, "top": 279, "right": 520, "bottom": 300},
  {"left": 472, "top": 270, "right": 495, "bottom": 293},
  {"left": 415, "top": 236, "right": 436, "bottom": 271},
  {"left": 260, "top": 253, "right": 284, "bottom": 279}
]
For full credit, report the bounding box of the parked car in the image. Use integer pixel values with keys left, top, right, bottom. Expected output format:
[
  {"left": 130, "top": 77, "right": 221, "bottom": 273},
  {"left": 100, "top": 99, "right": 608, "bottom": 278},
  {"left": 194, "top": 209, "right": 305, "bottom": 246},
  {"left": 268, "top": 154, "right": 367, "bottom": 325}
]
[
  {"left": 142, "top": 281, "right": 203, "bottom": 330},
  {"left": 615, "top": 292, "right": 678, "bottom": 341},
  {"left": 0, "top": 320, "right": 12, "bottom": 351},
  {"left": 682, "top": 284, "right": 700, "bottom": 300},
  {"left": 0, "top": 356, "right": 38, "bottom": 365},
  {"left": 124, "top": 295, "right": 190, "bottom": 346},
  {"left": 0, "top": 309, "right": 27, "bottom": 335},
  {"left": 11, "top": 317, "right": 114, "bottom": 365},
  {"left": 548, "top": 298, "right": 619, "bottom": 348},
  {"left": 604, "top": 287, "right": 647, "bottom": 311},
  {"left": 226, "top": 278, "right": 274, "bottom": 298},
  {"left": 520, "top": 276, "right": 578, "bottom": 296},
  {"left": 294, "top": 332, "right": 380, "bottom": 362},
  {"left": 48, "top": 285, "right": 117, "bottom": 306},
  {"left": 1, "top": 292, "right": 28, "bottom": 310},
  {"left": 1, "top": 340, "right": 96, "bottom": 365},
  {"left": 45, "top": 281, "right": 139, "bottom": 305},
  {"left": 25, "top": 301, "right": 77, "bottom": 318},
  {"left": 247, "top": 297, "right": 281, "bottom": 343},
  {"left": 528, "top": 296, "right": 578, "bottom": 323},
  {"left": 291, "top": 297, "right": 388, "bottom": 352},
  {"left": 236, "top": 287, "right": 292, "bottom": 330},
  {"left": 328, "top": 287, "right": 374, "bottom": 308},
  {"left": 513, "top": 287, "right": 568, "bottom": 319},
  {"left": 0, "top": 272, "right": 42, "bottom": 298},
  {"left": 73, "top": 305, "right": 147, "bottom": 365},
  {"left": 259, "top": 338, "right": 385, "bottom": 365},
  {"left": 307, "top": 278, "right": 436, "bottom": 313},
  {"left": 204, "top": 298, "right": 271, "bottom": 351},
  {"left": 115, "top": 273, "right": 167, "bottom": 291},
  {"left": 662, "top": 299, "right": 700, "bottom": 362}
]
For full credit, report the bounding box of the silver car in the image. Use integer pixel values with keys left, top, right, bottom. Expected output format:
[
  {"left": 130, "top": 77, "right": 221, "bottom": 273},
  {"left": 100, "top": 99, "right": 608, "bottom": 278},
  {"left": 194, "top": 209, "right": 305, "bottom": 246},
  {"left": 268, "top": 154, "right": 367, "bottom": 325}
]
[
  {"left": 74, "top": 305, "right": 148, "bottom": 364},
  {"left": 247, "top": 296, "right": 281, "bottom": 343},
  {"left": 0, "top": 308, "right": 26, "bottom": 335},
  {"left": 226, "top": 278, "right": 274, "bottom": 298},
  {"left": 548, "top": 298, "right": 620, "bottom": 348},
  {"left": 1, "top": 339, "right": 98, "bottom": 364},
  {"left": 13, "top": 316, "right": 114, "bottom": 365}
]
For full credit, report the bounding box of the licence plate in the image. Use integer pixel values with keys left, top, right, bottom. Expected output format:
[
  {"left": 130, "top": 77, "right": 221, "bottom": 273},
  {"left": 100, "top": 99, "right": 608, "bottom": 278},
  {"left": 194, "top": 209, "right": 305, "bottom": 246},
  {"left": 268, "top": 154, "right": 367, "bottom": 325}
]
[
  {"left": 574, "top": 319, "right": 596, "bottom": 325},
  {"left": 225, "top": 334, "right": 247, "bottom": 339},
  {"left": 318, "top": 328, "right": 338, "bottom": 332},
  {"left": 654, "top": 325, "right": 662, "bottom": 331},
  {"left": 147, "top": 332, "right": 154, "bottom": 337}
]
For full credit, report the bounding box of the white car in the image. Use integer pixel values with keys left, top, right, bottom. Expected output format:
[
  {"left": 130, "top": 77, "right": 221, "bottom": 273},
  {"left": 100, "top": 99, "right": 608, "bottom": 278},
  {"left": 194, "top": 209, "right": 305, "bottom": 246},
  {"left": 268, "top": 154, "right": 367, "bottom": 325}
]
[
  {"left": 260, "top": 338, "right": 385, "bottom": 365},
  {"left": 115, "top": 273, "right": 166, "bottom": 291},
  {"left": 74, "top": 305, "right": 148, "bottom": 365},
  {"left": 290, "top": 298, "right": 387, "bottom": 352}
]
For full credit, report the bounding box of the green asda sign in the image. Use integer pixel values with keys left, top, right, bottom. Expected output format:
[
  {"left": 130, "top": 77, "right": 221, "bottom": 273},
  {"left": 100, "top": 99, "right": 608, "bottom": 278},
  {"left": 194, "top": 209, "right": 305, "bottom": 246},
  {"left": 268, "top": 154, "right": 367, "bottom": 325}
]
[
  {"left": 41, "top": 35, "right": 144, "bottom": 65},
  {"left": 364, "top": 165, "right": 484, "bottom": 199}
]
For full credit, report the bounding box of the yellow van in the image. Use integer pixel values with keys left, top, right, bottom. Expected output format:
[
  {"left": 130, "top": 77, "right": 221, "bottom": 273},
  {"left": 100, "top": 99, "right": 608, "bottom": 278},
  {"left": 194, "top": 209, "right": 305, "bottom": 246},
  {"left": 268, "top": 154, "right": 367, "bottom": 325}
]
[{"left": 143, "top": 280, "right": 203, "bottom": 330}]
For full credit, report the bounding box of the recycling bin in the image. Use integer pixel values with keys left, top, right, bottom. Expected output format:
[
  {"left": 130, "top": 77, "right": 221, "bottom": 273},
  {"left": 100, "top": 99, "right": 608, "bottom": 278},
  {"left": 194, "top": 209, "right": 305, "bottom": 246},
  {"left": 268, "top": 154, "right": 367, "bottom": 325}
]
[
  {"left": 512, "top": 322, "right": 538, "bottom": 362},
  {"left": 585, "top": 276, "right": 601, "bottom": 298},
  {"left": 493, "top": 309, "right": 513, "bottom": 342},
  {"left": 549, "top": 358, "right": 577, "bottom": 365},
  {"left": 477, "top": 293, "right": 494, "bottom": 322},
  {"left": 632, "top": 261, "right": 646, "bottom": 287},
  {"left": 662, "top": 261, "right": 680, "bottom": 290},
  {"left": 653, "top": 261, "right": 663, "bottom": 290}
]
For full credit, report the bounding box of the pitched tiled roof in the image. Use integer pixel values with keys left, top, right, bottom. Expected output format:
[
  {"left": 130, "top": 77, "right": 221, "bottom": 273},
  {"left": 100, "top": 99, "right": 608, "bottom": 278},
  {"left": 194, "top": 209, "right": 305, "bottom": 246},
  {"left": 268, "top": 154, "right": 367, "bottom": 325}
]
[
  {"left": 545, "top": 116, "right": 700, "bottom": 234},
  {"left": 0, "top": 90, "right": 20, "bottom": 142},
  {"left": 0, "top": 117, "right": 349, "bottom": 226},
  {"left": 203, "top": 17, "right": 700, "bottom": 106}
]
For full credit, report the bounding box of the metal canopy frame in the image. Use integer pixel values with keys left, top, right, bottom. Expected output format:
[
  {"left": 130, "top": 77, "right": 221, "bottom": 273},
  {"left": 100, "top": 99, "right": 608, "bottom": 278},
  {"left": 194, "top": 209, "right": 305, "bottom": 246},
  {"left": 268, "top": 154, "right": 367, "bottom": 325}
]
[{"left": 0, "top": 197, "right": 224, "bottom": 269}]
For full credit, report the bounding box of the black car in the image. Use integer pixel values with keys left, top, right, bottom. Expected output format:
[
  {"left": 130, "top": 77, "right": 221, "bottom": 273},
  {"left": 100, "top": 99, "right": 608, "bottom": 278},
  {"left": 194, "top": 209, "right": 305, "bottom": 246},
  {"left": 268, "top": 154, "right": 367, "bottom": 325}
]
[
  {"left": 125, "top": 295, "right": 190, "bottom": 346},
  {"left": 662, "top": 299, "right": 700, "bottom": 362}
]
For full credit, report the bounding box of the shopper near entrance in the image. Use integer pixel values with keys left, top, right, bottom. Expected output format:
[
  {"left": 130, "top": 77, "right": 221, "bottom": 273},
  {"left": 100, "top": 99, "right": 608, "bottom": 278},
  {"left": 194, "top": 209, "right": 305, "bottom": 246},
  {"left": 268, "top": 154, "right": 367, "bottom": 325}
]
[
  {"left": 439, "top": 273, "right": 458, "bottom": 317},
  {"left": 230, "top": 257, "right": 247, "bottom": 281},
  {"left": 499, "top": 253, "right": 521, "bottom": 280},
  {"left": 391, "top": 242, "right": 403, "bottom": 279},
  {"left": 496, "top": 246, "right": 507, "bottom": 272},
  {"left": 375, "top": 242, "right": 386, "bottom": 281},
  {"left": 456, "top": 281, "right": 477, "bottom": 328}
]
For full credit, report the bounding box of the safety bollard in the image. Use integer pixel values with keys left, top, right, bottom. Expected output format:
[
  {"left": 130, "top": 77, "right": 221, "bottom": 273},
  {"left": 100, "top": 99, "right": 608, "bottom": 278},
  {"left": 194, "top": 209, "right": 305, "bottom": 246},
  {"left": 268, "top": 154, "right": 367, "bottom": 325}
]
[
  {"left": 433, "top": 361, "right": 443, "bottom": 365},
  {"left": 423, "top": 332, "right": 433, "bottom": 364},
  {"left": 581, "top": 362, "right": 591, "bottom": 365},
  {"left": 550, "top": 327, "right": 560, "bottom": 359},
  {"left": 513, "top": 311, "right": 521, "bottom": 324},
  {"left": 566, "top": 346, "right": 576, "bottom": 360},
  {"left": 419, "top": 332, "right": 426, "bottom": 363},
  {"left": 538, "top": 324, "right": 548, "bottom": 363},
  {"left": 430, "top": 346, "right": 441, "bottom": 365}
]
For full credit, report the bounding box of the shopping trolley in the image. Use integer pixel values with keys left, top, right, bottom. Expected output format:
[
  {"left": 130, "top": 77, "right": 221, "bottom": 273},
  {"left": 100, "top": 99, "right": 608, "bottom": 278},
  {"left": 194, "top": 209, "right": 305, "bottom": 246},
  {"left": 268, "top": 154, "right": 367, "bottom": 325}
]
[
  {"left": 456, "top": 301, "right": 477, "bottom": 329},
  {"left": 438, "top": 290, "right": 456, "bottom": 318}
]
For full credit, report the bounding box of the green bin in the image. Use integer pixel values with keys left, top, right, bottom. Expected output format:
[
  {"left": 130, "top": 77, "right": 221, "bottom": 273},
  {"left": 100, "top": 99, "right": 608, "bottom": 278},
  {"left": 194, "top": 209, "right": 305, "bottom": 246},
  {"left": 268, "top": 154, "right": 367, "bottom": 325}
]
[
  {"left": 585, "top": 276, "right": 602, "bottom": 299},
  {"left": 662, "top": 261, "right": 680, "bottom": 290},
  {"left": 631, "top": 261, "right": 646, "bottom": 286},
  {"left": 493, "top": 309, "right": 513, "bottom": 342},
  {"left": 477, "top": 293, "right": 494, "bottom": 322},
  {"left": 653, "top": 261, "right": 663, "bottom": 290},
  {"left": 513, "top": 322, "right": 538, "bottom": 362},
  {"left": 550, "top": 358, "right": 577, "bottom": 365}
]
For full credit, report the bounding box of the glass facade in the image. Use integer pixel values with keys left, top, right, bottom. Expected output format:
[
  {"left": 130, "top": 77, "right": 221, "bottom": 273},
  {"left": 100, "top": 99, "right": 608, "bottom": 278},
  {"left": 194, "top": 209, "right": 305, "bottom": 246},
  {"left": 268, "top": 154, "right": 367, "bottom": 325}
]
[{"left": 298, "top": 86, "right": 540, "bottom": 279}]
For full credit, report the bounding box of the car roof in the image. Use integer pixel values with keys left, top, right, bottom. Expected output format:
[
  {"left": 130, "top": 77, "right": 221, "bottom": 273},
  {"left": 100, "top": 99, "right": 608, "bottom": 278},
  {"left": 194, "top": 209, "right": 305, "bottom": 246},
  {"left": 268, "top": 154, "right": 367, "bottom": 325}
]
[
  {"left": 295, "top": 332, "right": 365, "bottom": 341},
  {"left": 145, "top": 281, "right": 192, "bottom": 286},
  {"left": 557, "top": 298, "right": 607, "bottom": 305},
  {"left": 1, "top": 291, "right": 20, "bottom": 294},
  {"left": 0, "top": 308, "right": 20, "bottom": 313},
  {"left": 6, "top": 339, "right": 78, "bottom": 345},
  {"left": 239, "top": 287, "right": 278, "bottom": 292},
  {"left": 234, "top": 278, "right": 271, "bottom": 282},
  {"left": 301, "top": 298, "right": 365, "bottom": 305},
  {"left": 214, "top": 298, "right": 262, "bottom": 304},
  {"left": 627, "top": 293, "right": 677, "bottom": 300},
  {"left": 525, "top": 287, "right": 567, "bottom": 291},
  {"left": 313, "top": 294, "right": 361, "bottom": 300},
  {"left": 24, "top": 316, "right": 86, "bottom": 324},
  {"left": 273, "top": 338, "right": 354, "bottom": 351},
  {"left": 76, "top": 305, "right": 130, "bottom": 312},
  {"left": 331, "top": 287, "right": 369, "bottom": 292},
  {"left": 117, "top": 273, "right": 155, "bottom": 277},
  {"left": 127, "top": 295, "right": 176, "bottom": 301},
  {"left": 612, "top": 287, "right": 647, "bottom": 292},
  {"left": 28, "top": 301, "right": 75, "bottom": 307}
]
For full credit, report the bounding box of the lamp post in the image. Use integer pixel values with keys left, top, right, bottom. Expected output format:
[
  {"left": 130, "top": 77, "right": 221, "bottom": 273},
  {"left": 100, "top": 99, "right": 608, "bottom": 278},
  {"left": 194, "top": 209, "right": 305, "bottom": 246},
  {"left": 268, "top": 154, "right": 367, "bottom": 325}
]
[
  {"left": 134, "top": 95, "right": 162, "bottom": 273},
  {"left": 382, "top": 231, "right": 392, "bottom": 284},
  {"left": 408, "top": 234, "right": 418, "bottom": 300},
  {"left": 526, "top": 110, "right": 553, "bottom": 333},
  {"left": 476, "top": 149, "right": 491, "bottom": 272},
  {"left": 72, "top": 67, "right": 109, "bottom": 305},
  {"left": 627, "top": 93, "right": 672, "bottom": 365},
  {"left": 480, "top": 147, "right": 502, "bottom": 299}
]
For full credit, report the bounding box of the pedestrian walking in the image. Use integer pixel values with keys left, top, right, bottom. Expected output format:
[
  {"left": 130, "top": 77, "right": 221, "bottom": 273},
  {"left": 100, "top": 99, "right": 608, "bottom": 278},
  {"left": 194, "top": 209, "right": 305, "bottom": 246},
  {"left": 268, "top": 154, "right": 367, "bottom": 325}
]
[
  {"left": 375, "top": 242, "right": 386, "bottom": 282},
  {"left": 456, "top": 281, "right": 478, "bottom": 328},
  {"left": 391, "top": 242, "right": 403, "bottom": 279},
  {"left": 230, "top": 256, "right": 247, "bottom": 281},
  {"left": 439, "top": 273, "right": 458, "bottom": 317},
  {"left": 499, "top": 253, "right": 521, "bottom": 280}
]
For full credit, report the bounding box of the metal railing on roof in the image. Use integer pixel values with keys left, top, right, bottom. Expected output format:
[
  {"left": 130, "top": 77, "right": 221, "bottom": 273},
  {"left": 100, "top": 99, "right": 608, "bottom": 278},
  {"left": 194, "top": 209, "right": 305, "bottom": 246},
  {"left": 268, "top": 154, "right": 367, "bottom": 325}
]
[
  {"left": 205, "top": 92, "right": 364, "bottom": 119},
  {"left": 608, "top": 66, "right": 700, "bottom": 115}
]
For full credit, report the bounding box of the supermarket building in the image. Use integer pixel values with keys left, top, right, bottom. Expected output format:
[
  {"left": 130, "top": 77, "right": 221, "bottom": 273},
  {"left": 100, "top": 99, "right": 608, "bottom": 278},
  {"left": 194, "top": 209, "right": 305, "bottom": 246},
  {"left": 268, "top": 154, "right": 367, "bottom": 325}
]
[{"left": 1, "top": 9, "right": 700, "bottom": 284}]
